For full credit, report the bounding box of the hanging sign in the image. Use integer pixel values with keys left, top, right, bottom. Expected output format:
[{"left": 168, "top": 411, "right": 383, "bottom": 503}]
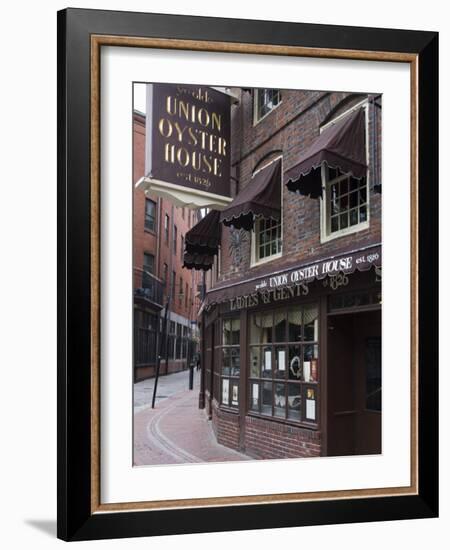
[{"left": 138, "top": 83, "right": 232, "bottom": 209}]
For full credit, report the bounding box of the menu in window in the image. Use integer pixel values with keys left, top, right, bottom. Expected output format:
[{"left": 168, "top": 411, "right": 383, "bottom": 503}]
[
  {"left": 222, "top": 379, "right": 229, "bottom": 405},
  {"left": 277, "top": 350, "right": 286, "bottom": 371}
]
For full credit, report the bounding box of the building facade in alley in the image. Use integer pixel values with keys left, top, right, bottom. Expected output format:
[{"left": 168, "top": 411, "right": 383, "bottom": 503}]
[
  {"left": 194, "top": 87, "right": 382, "bottom": 459},
  {"left": 133, "top": 111, "right": 203, "bottom": 382}
]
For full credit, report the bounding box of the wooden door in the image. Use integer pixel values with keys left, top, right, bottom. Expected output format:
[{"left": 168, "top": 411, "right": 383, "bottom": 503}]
[{"left": 327, "top": 309, "right": 381, "bottom": 456}]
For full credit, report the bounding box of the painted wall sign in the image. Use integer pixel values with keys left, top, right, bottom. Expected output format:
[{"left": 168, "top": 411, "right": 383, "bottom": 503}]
[
  {"left": 213, "top": 246, "right": 381, "bottom": 310},
  {"left": 141, "top": 84, "right": 232, "bottom": 208}
]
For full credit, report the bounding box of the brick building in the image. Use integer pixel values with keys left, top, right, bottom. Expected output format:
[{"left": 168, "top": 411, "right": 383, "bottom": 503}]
[
  {"left": 192, "top": 87, "right": 382, "bottom": 459},
  {"left": 133, "top": 111, "right": 202, "bottom": 381}
]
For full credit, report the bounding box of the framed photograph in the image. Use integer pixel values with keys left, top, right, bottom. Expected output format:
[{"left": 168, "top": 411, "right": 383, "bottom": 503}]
[{"left": 57, "top": 8, "right": 438, "bottom": 541}]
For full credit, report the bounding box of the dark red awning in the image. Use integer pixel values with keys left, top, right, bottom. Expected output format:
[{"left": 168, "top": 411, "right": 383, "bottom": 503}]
[
  {"left": 285, "top": 108, "right": 367, "bottom": 198},
  {"left": 220, "top": 159, "right": 281, "bottom": 230},
  {"left": 183, "top": 209, "right": 221, "bottom": 271}
]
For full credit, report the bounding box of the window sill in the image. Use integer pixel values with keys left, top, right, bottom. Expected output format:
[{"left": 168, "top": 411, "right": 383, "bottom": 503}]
[
  {"left": 320, "top": 220, "right": 370, "bottom": 244},
  {"left": 250, "top": 251, "right": 282, "bottom": 269},
  {"left": 247, "top": 411, "right": 319, "bottom": 430},
  {"left": 253, "top": 100, "right": 283, "bottom": 126}
]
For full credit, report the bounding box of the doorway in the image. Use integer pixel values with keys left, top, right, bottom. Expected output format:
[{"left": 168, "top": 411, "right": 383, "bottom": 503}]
[{"left": 327, "top": 309, "right": 381, "bottom": 456}]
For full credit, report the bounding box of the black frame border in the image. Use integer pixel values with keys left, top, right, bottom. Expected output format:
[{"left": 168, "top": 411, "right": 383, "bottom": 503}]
[{"left": 57, "top": 8, "right": 438, "bottom": 541}]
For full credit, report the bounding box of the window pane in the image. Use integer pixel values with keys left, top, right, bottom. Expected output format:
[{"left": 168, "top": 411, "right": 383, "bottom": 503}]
[
  {"left": 303, "top": 346, "right": 319, "bottom": 382},
  {"left": 304, "top": 387, "right": 317, "bottom": 422},
  {"left": 340, "top": 213, "right": 348, "bottom": 229},
  {"left": 221, "top": 379, "right": 229, "bottom": 406},
  {"left": 230, "top": 347, "right": 240, "bottom": 376},
  {"left": 250, "top": 382, "right": 259, "bottom": 411},
  {"left": 349, "top": 178, "right": 359, "bottom": 192},
  {"left": 287, "top": 384, "right": 301, "bottom": 420},
  {"left": 274, "top": 383, "right": 286, "bottom": 418},
  {"left": 288, "top": 309, "right": 302, "bottom": 341},
  {"left": 250, "top": 346, "right": 261, "bottom": 377},
  {"left": 350, "top": 208, "right": 359, "bottom": 226},
  {"left": 339, "top": 178, "right": 349, "bottom": 195},
  {"left": 359, "top": 186, "right": 367, "bottom": 203},
  {"left": 251, "top": 313, "right": 272, "bottom": 343},
  {"left": 261, "top": 382, "right": 272, "bottom": 415},
  {"left": 288, "top": 345, "right": 302, "bottom": 380},
  {"left": 231, "top": 319, "right": 240, "bottom": 344},
  {"left": 222, "top": 348, "right": 230, "bottom": 375},
  {"left": 274, "top": 311, "right": 287, "bottom": 342},
  {"left": 349, "top": 191, "right": 358, "bottom": 208},
  {"left": 303, "top": 304, "right": 319, "bottom": 341},
  {"left": 360, "top": 205, "right": 367, "bottom": 222},
  {"left": 231, "top": 381, "right": 239, "bottom": 406},
  {"left": 275, "top": 346, "right": 287, "bottom": 379},
  {"left": 331, "top": 215, "right": 339, "bottom": 232},
  {"left": 223, "top": 320, "right": 231, "bottom": 345},
  {"left": 262, "top": 346, "right": 272, "bottom": 378}
]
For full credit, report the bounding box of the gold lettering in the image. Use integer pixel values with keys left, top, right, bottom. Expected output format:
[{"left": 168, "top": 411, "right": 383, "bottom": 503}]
[
  {"left": 188, "top": 127, "right": 198, "bottom": 146},
  {"left": 176, "top": 148, "right": 190, "bottom": 167},
  {"left": 213, "top": 158, "right": 222, "bottom": 177},
  {"left": 198, "top": 108, "right": 210, "bottom": 127},
  {"left": 178, "top": 100, "right": 189, "bottom": 121},
  {"left": 211, "top": 112, "right": 221, "bottom": 131},
  {"left": 158, "top": 118, "right": 172, "bottom": 138},
  {"left": 166, "top": 96, "right": 176, "bottom": 116}
]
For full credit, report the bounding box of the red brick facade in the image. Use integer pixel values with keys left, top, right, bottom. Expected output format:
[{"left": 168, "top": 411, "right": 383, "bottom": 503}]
[
  {"left": 133, "top": 111, "right": 203, "bottom": 381},
  {"left": 203, "top": 88, "right": 382, "bottom": 459}
]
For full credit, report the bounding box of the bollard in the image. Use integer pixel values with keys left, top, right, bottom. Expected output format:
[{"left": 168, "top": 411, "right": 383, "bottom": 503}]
[{"left": 189, "top": 363, "right": 194, "bottom": 390}]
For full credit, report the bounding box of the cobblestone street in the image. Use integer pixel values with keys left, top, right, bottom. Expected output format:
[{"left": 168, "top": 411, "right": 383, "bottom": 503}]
[{"left": 133, "top": 369, "right": 251, "bottom": 465}]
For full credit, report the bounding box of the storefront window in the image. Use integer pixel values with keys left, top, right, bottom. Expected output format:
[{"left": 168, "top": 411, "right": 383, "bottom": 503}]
[
  {"left": 220, "top": 318, "right": 240, "bottom": 409},
  {"left": 249, "top": 304, "right": 319, "bottom": 424}
]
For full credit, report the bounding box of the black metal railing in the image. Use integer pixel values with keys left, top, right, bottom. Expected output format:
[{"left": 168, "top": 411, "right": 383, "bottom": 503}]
[{"left": 134, "top": 268, "right": 164, "bottom": 306}]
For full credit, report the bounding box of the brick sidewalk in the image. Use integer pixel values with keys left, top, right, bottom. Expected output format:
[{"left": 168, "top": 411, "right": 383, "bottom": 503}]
[{"left": 134, "top": 377, "right": 251, "bottom": 466}]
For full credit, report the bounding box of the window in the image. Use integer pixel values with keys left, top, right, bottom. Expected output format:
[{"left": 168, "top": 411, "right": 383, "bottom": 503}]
[
  {"left": 162, "top": 263, "right": 168, "bottom": 287},
  {"left": 182, "top": 326, "right": 188, "bottom": 359},
  {"left": 142, "top": 253, "right": 154, "bottom": 287},
  {"left": 164, "top": 214, "right": 170, "bottom": 244},
  {"left": 179, "top": 276, "right": 183, "bottom": 304},
  {"left": 185, "top": 282, "right": 188, "bottom": 309},
  {"left": 176, "top": 323, "right": 182, "bottom": 359},
  {"left": 144, "top": 199, "right": 156, "bottom": 232},
  {"left": 167, "top": 321, "right": 176, "bottom": 359},
  {"left": 220, "top": 318, "right": 240, "bottom": 409},
  {"left": 181, "top": 207, "right": 185, "bottom": 219},
  {"left": 134, "top": 310, "right": 158, "bottom": 366},
  {"left": 254, "top": 89, "right": 281, "bottom": 123},
  {"left": 321, "top": 106, "right": 369, "bottom": 241},
  {"left": 171, "top": 271, "right": 176, "bottom": 299},
  {"left": 181, "top": 235, "right": 184, "bottom": 260},
  {"left": 143, "top": 252, "right": 154, "bottom": 274},
  {"left": 249, "top": 304, "right": 319, "bottom": 424},
  {"left": 253, "top": 216, "right": 282, "bottom": 264},
  {"left": 323, "top": 169, "right": 369, "bottom": 237},
  {"left": 173, "top": 225, "right": 178, "bottom": 254}
]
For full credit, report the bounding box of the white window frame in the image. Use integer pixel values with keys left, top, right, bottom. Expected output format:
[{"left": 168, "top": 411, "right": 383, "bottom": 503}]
[
  {"left": 253, "top": 89, "right": 282, "bottom": 125},
  {"left": 250, "top": 155, "right": 283, "bottom": 267},
  {"left": 320, "top": 99, "right": 370, "bottom": 243}
]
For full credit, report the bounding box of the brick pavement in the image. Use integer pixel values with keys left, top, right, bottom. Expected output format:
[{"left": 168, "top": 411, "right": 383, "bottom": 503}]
[{"left": 134, "top": 372, "right": 251, "bottom": 465}]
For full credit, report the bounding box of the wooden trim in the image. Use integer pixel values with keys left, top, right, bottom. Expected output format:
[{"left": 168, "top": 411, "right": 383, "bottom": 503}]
[
  {"left": 90, "top": 33, "right": 101, "bottom": 515},
  {"left": 410, "top": 55, "right": 419, "bottom": 496},
  {"left": 89, "top": 32, "right": 419, "bottom": 514},
  {"left": 319, "top": 294, "right": 328, "bottom": 456},
  {"left": 91, "top": 35, "right": 417, "bottom": 63}
]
